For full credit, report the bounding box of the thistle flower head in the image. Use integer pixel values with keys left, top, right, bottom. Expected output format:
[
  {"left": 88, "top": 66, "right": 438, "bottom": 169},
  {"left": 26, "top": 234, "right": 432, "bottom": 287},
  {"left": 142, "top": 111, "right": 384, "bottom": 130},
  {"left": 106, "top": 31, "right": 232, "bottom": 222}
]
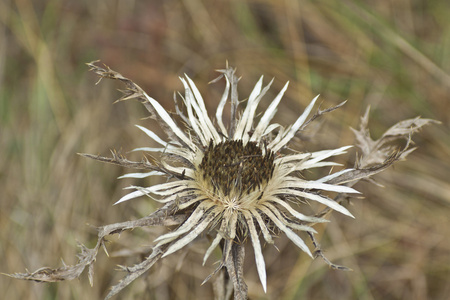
[{"left": 115, "top": 66, "right": 359, "bottom": 292}]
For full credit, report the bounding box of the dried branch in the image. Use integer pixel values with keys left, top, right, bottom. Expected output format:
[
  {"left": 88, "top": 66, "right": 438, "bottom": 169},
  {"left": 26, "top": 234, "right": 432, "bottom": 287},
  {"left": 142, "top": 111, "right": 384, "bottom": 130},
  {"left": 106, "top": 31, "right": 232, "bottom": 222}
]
[
  {"left": 299, "top": 100, "right": 348, "bottom": 133},
  {"left": 5, "top": 243, "right": 99, "bottom": 285},
  {"left": 214, "top": 66, "right": 239, "bottom": 138},
  {"left": 105, "top": 246, "right": 166, "bottom": 300},
  {"left": 79, "top": 151, "right": 187, "bottom": 179},
  {"left": 308, "top": 110, "right": 437, "bottom": 269},
  {"left": 327, "top": 110, "right": 437, "bottom": 188},
  {"left": 325, "top": 146, "right": 405, "bottom": 186},
  {"left": 351, "top": 107, "right": 439, "bottom": 167},
  {"left": 308, "top": 232, "right": 352, "bottom": 271},
  {"left": 86, "top": 61, "right": 184, "bottom": 146},
  {"left": 79, "top": 151, "right": 161, "bottom": 171},
  {"left": 5, "top": 203, "right": 187, "bottom": 290},
  {"left": 225, "top": 242, "right": 248, "bottom": 300}
]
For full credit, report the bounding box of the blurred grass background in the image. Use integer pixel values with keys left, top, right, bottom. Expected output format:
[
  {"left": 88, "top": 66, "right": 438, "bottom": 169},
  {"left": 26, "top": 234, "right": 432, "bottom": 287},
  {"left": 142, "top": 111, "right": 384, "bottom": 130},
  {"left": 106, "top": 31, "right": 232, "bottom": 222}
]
[{"left": 1, "top": 0, "right": 449, "bottom": 299}]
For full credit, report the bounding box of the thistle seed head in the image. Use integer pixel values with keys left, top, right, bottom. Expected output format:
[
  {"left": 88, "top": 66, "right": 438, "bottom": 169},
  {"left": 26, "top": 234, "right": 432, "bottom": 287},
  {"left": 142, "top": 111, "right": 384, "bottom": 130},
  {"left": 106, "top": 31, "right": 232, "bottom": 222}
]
[{"left": 198, "top": 140, "right": 275, "bottom": 197}]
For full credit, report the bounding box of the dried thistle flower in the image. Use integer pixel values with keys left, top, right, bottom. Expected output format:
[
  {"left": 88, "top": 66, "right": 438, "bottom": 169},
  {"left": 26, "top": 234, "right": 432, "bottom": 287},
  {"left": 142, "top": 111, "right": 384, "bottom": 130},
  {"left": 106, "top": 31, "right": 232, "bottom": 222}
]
[
  {"left": 111, "top": 66, "right": 359, "bottom": 293},
  {"left": 8, "top": 62, "right": 437, "bottom": 300}
]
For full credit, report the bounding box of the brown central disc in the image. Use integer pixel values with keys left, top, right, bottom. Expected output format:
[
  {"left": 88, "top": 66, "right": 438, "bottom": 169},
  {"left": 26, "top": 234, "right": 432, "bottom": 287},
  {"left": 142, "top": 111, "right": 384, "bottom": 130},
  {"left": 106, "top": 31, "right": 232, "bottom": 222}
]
[{"left": 198, "top": 140, "right": 275, "bottom": 196}]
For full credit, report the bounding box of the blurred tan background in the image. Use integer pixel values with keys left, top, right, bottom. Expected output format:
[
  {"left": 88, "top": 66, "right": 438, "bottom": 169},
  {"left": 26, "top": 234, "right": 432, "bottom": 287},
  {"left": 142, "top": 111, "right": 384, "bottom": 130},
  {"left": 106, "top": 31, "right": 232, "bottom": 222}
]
[{"left": 1, "top": 0, "right": 449, "bottom": 299}]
